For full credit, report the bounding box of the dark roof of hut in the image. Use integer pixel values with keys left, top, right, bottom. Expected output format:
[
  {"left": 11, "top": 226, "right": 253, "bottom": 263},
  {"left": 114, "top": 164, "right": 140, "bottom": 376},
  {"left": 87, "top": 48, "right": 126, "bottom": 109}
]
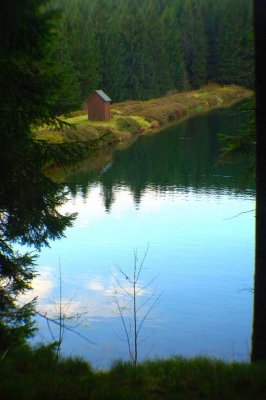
[{"left": 95, "top": 90, "right": 112, "bottom": 102}]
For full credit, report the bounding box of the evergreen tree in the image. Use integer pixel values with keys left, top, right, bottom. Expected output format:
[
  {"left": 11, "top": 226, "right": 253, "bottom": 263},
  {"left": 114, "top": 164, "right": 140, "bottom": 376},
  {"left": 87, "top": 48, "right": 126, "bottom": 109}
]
[
  {"left": 240, "top": 0, "right": 254, "bottom": 88},
  {"left": 161, "top": 0, "right": 189, "bottom": 91},
  {"left": 203, "top": 0, "right": 220, "bottom": 83},
  {"left": 180, "top": 0, "right": 208, "bottom": 88},
  {"left": 49, "top": 22, "right": 82, "bottom": 114},
  {"left": 50, "top": 0, "right": 253, "bottom": 103},
  {"left": 64, "top": 0, "right": 102, "bottom": 100},
  {"left": 118, "top": 0, "right": 148, "bottom": 99},
  {"left": 89, "top": 0, "right": 126, "bottom": 100},
  {"left": 215, "top": 0, "right": 250, "bottom": 86},
  {"left": 142, "top": 0, "right": 173, "bottom": 97},
  {"left": 0, "top": 0, "right": 75, "bottom": 351},
  {"left": 103, "top": 12, "right": 127, "bottom": 101},
  {"left": 215, "top": 3, "right": 240, "bottom": 84}
]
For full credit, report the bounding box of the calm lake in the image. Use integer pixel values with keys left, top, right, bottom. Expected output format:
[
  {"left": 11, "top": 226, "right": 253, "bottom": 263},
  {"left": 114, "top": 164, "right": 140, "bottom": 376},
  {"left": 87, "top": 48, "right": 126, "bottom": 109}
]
[{"left": 31, "top": 105, "right": 255, "bottom": 368}]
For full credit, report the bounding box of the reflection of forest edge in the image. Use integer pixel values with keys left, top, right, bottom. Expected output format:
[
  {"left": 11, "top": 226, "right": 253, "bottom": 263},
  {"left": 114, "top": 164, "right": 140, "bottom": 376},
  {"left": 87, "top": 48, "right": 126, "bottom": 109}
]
[{"left": 55, "top": 107, "right": 254, "bottom": 212}]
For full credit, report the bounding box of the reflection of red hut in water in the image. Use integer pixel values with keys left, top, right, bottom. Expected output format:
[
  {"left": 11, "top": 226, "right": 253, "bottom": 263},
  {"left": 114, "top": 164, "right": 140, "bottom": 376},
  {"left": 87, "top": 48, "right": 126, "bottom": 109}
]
[{"left": 86, "top": 90, "right": 112, "bottom": 121}]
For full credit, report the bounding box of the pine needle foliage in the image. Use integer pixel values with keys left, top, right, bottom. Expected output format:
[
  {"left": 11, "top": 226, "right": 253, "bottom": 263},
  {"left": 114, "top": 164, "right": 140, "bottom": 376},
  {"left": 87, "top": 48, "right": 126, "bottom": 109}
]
[{"left": 0, "top": 0, "right": 78, "bottom": 352}]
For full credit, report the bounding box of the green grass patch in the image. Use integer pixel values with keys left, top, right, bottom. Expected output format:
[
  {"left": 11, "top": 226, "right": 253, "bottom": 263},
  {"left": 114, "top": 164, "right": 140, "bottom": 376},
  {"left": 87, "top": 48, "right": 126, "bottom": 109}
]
[
  {"left": 35, "top": 130, "right": 65, "bottom": 143},
  {"left": 1, "top": 344, "right": 266, "bottom": 400},
  {"left": 116, "top": 117, "right": 142, "bottom": 134},
  {"left": 35, "top": 84, "right": 252, "bottom": 170},
  {"left": 62, "top": 114, "right": 118, "bottom": 129},
  {"left": 62, "top": 114, "right": 88, "bottom": 124},
  {"left": 38, "top": 85, "right": 252, "bottom": 141}
]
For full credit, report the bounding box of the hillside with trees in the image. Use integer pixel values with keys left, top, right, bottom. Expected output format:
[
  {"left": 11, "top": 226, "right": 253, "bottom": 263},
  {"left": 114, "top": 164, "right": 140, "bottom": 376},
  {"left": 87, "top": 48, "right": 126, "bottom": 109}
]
[{"left": 51, "top": 0, "right": 253, "bottom": 114}]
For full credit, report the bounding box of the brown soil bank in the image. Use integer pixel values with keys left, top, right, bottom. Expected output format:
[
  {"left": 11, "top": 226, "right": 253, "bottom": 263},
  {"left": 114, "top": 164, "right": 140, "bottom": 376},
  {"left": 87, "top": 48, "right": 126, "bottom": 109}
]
[{"left": 38, "top": 84, "right": 252, "bottom": 172}]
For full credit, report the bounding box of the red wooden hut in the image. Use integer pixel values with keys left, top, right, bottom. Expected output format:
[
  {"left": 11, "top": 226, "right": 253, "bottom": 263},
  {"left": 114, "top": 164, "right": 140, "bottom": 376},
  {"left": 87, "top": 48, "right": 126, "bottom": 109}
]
[{"left": 87, "top": 90, "right": 112, "bottom": 121}]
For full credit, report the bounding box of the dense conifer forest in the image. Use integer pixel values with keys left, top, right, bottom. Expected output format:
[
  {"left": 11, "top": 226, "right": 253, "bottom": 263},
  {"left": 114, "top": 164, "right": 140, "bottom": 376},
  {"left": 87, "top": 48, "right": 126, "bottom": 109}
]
[{"left": 51, "top": 0, "right": 253, "bottom": 113}]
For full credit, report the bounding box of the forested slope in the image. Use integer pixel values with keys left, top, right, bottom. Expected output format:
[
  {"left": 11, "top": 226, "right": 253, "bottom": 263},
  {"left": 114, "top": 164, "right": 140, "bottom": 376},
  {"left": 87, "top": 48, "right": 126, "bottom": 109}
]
[{"left": 51, "top": 0, "right": 253, "bottom": 113}]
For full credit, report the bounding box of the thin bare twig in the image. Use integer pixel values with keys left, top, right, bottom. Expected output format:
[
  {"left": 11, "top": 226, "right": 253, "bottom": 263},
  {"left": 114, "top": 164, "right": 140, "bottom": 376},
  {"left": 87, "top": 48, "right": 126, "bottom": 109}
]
[
  {"left": 36, "top": 260, "right": 93, "bottom": 352},
  {"left": 113, "top": 245, "right": 161, "bottom": 366},
  {"left": 223, "top": 209, "right": 255, "bottom": 220},
  {"left": 36, "top": 311, "right": 96, "bottom": 345}
]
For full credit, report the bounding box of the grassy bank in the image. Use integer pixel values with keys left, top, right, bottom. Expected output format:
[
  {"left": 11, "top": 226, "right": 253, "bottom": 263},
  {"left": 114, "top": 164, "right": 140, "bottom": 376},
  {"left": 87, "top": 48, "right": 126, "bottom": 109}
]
[
  {"left": 1, "top": 344, "right": 266, "bottom": 400},
  {"left": 37, "top": 85, "right": 252, "bottom": 169}
]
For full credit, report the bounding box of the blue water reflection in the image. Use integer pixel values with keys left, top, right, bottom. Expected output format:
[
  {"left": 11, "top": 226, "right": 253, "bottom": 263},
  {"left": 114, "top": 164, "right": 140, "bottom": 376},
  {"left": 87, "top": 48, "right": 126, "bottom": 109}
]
[{"left": 31, "top": 107, "right": 254, "bottom": 368}]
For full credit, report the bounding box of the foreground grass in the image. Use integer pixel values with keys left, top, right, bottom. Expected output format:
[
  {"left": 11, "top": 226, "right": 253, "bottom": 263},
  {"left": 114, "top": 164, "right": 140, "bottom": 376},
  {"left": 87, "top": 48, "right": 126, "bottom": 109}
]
[
  {"left": 36, "top": 84, "right": 252, "bottom": 150},
  {"left": 1, "top": 344, "right": 266, "bottom": 400}
]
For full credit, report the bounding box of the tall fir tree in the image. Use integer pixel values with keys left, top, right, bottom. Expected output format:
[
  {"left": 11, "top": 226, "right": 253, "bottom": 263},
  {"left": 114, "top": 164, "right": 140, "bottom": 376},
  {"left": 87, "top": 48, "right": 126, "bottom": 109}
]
[
  {"left": 49, "top": 20, "right": 82, "bottom": 114},
  {"left": 161, "top": 0, "right": 189, "bottom": 91},
  {"left": 0, "top": 0, "right": 75, "bottom": 351},
  {"left": 141, "top": 0, "right": 173, "bottom": 97},
  {"left": 239, "top": 0, "right": 254, "bottom": 88},
  {"left": 64, "top": 0, "right": 102, "bottom": 100},
  {"left": 216, "top": 0, "right": 245, "bottom": 85},
  {"left": 180, "top": 0, "right": 208, "bottom": 88},
  {"left": 102, "top": 3, "right": 127, "bottom": 100},
  {"left": 118, "top": 0, "right": 148, "bottom": 99}
]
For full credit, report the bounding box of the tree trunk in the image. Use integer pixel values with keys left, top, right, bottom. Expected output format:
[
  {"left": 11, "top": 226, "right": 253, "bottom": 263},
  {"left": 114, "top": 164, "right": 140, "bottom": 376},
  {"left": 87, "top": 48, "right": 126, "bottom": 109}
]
[{"left": 251, "top": 0, "right": 266, "bottom": 362}]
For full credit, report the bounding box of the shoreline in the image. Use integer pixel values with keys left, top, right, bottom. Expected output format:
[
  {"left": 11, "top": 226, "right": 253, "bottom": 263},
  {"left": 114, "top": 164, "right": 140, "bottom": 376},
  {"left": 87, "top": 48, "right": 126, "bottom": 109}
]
[
  {"left": 2, "top": 344, "right": 266, "bottom": 399},
  {"left": 40, "top": 84, "right": 253, "bottom": 177}
]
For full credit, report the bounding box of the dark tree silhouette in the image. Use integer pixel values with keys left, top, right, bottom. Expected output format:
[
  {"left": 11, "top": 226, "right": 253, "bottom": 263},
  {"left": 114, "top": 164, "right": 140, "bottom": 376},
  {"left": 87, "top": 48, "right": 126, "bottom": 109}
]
[
  {"left": 0, "top": 0, "right": 75, "bottom": 352},
  {"left": 251, "top": 0, "right": 266, "bottom": 362}
]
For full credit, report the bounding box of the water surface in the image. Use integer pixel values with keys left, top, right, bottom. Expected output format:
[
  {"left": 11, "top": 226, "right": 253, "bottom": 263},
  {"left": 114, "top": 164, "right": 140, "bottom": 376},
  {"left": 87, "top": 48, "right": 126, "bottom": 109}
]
[{"left": 31, "top": 106, "right": 255, "bottom": 367}]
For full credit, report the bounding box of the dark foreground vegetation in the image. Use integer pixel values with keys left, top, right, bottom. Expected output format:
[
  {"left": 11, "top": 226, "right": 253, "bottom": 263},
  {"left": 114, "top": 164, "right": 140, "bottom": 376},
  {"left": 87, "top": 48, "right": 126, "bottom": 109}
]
[{"left": 1, "top": 344, "right": 266, "bottom": 400}]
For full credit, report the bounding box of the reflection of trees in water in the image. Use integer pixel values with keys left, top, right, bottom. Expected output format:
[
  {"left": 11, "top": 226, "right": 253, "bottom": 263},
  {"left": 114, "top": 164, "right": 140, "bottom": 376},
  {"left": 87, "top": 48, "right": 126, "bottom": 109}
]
[{"left": 64, "top": 109, "right": 254, "bottom": 212}]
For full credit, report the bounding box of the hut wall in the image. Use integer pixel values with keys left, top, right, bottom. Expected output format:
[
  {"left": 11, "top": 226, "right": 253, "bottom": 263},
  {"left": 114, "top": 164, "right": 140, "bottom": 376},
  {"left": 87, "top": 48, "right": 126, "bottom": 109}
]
[
  {"left": 103, "top": 102, "right": 111, "bottom": 120},
  {"left": 87, "top": 93, "right": 110, "bottom": 121}
]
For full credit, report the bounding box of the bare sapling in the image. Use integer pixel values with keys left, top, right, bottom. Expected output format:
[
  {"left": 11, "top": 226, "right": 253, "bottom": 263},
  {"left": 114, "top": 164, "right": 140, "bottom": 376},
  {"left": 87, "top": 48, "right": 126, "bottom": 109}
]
[
  {"left": 36, "top": 259, "right": 93, "bottom": 356},
  {"left": 113, "top": 245, "right": 161, "bottom": 366}
]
